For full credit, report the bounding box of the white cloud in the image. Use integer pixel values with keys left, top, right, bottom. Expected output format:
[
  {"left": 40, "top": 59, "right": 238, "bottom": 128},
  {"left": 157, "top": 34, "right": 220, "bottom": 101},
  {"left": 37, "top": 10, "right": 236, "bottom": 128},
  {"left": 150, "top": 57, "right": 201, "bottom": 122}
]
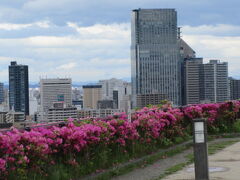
[
  {"left": 0, "top": 22, "right": 131, "bottom": 82},
  {"left": 182, "top": 24, "right": 240, "bottom": 36},
  {"left": 67, "top": 22, "right": 130, "bottom": 39},
  {"left": 0, "top": 21, "right": 50, "bottom": 31},
  {"left": 56, "top": 62, "right": 77, "bottom": 70},
  {"left": 0, "top": 22, "right": 240, "bottom": 82},
  {"left": 0, "top": 23, "right": 31, "bottom": 30},
  {"left": 34, "top": 21, "right": 51, "bottom": 28},
  {"left": 180, "top": 24, "right": 240, "bottom": 78},
  {"left": 182, "top": 35, "right": 240, "bottom": 77}
]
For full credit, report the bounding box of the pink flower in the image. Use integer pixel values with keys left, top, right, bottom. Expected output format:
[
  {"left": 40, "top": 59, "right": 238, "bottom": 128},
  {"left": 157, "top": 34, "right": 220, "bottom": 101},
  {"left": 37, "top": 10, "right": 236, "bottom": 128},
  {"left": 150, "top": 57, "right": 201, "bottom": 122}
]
[{"left": 0, "top": 158, "right": 6, "bottom": 171}]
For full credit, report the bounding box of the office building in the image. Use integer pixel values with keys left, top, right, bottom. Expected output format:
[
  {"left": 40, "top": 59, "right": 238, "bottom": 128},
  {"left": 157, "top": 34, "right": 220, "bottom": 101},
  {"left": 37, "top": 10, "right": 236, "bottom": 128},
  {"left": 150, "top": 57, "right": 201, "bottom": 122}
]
[
  {"left": 6, "top": 111, "right": 25, "bottom": 123},
  {"left": 77, "top": 109, "right": 124, "bottom": 119},
  {"left": 47, "top": 102, "right": 77, "bottom": 122},
  {"left": 119, "top": 82, "right": 132, "bottom": 112},
  {"left": 9, "top": 61, "right": 29, "bottom": 115},
  {"left": 72, "top": 87, "right": 82, "bottom": 100},
  {"left": 97, "top": 100, "right": 114, "bottom": 109},
  {"left": 136, "top": 93, "right": 167, "bottom": 108},
  {"left": 40, "top": 78, "right": 72, "bottom": 114},
  {"left": 0, "top": 104, "right": 7, "bottom": 112},
  {"left": 99, "top": 78, "right": 126, "bottom": 100},
  {"left": 0, "top": 83, "right": 4, "bottom": 104},
  {"left": 183, "top": 58, "right": 203, "bottom": 105},
  {"left": 229, "top": 77, "right": 240, "bottom": 100},
  {"left": 199, "top": 60, "right": 229, "bottom": 103},
  {"left": 83, "top": 85, "right": 102, "bottom": 109},
  {"left": 179, "top": 39, "right": 196, "bottom": 59},
  {"left": 113, "top": 90, "right": 118, "bottom": 108},
  {"left": 131, "top": 9, "right": 182, "bottom": 106},
  {"left": 99, "top": 78, "right": 131, "bottom": 111},
  {"left": 0, "top": 112, "right": 7, "bottom": 123},
  {"left": 72, "top": 100, "right": 83, "bottom": 109}
]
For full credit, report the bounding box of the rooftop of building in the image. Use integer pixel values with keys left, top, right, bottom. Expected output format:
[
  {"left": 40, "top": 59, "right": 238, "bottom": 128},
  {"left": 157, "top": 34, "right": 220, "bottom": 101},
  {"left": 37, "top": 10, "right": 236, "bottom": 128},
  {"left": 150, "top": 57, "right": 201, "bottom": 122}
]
[
  {"left": 208, "top": 60, "right": 228, "bottom": 64},
  {"left": 40, "top": 78, "right": 72, "bottom": 81},
  {"left": 132, "top": 8, "right": 175, "bottom": 11},
  {"left": 82, "top": 85, "right": 102, "bottom": 89},
  {"left": 9, "top": 61, "right": 28, "bottom": 67}
]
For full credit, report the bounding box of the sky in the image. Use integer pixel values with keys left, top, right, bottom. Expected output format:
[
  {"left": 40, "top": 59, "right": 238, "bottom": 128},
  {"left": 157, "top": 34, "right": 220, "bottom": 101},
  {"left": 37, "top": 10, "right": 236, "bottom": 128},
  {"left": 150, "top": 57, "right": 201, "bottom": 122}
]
[{"left": 0, "top": 0, "right": 239, "bottom": 83}]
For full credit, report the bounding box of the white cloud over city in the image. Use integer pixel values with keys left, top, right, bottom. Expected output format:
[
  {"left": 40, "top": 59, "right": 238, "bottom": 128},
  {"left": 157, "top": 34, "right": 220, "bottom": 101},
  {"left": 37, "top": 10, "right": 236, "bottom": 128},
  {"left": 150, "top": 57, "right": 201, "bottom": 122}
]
[
  {"left": 0, "top": 22, "right": 131, "bottom": 82},
  {"left": 0, "top": 0, "right": 239, "bottom": 82}
]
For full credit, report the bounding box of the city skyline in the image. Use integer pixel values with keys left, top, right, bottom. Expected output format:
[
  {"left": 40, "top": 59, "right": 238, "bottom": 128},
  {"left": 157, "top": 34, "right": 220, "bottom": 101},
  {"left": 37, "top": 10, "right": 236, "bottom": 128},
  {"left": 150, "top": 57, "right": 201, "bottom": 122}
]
[{"left": 0, "top": 0, "right": 239, "bottom": 83}]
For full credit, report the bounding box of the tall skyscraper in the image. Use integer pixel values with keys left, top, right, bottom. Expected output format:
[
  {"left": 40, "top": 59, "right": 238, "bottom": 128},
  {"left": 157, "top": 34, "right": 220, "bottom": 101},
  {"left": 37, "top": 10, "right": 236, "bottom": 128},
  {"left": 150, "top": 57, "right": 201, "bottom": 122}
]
[
  {"left": 9, "top": 61, "right": 29, "bottom": 115},
  {"left": 0, "top": 83, "right": 4, "bottom": 104},
  {"left": 131, "top": 9, "right": 182, "bottom": 106},
  {"left": 40, "top": 78, "right": 72, "bottom": 113},
  {"left": 199, "top": 60, "right": 229, "bottom": 103}
]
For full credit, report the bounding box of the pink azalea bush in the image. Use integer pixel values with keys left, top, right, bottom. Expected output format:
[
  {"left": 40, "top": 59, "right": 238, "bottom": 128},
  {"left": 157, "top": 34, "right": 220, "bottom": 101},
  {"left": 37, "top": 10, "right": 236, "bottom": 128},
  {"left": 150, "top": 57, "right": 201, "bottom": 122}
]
[
  {"left": 131, "top": 106, "right": 184, "bottom": 143},
  {"left": 0, "top": 100, "right": 240, "bottom": 179}
]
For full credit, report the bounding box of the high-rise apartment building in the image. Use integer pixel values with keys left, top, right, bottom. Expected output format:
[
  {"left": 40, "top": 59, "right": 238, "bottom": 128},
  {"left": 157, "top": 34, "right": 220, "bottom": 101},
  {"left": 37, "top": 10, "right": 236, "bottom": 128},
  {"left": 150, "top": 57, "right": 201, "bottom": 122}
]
[
  {"left": 0, "top": 83, "right": 4, "bottom": 104},
  {"left": 183, "top": 58, "right": 203, "bottom": 105},
  {"left": 40, "top": 78, "right": 72, "bottom": 113},
  {"left": 199, "top": 60, "right": 229, "bottom": 103},
  {"left": 183, "top": 59, "right": 229, "bottom": 105},
  {"left": 131, "top": 9, "right": 182, "bottom": 106},
  {"left": 9, "top": 61, "right": 29, "bottom": 115},
  {"left": 229, "top": 77, "right": 240, "bottom": 100},
  {"left": 83, "top": 85, "right": 102, "bottom": 109}
]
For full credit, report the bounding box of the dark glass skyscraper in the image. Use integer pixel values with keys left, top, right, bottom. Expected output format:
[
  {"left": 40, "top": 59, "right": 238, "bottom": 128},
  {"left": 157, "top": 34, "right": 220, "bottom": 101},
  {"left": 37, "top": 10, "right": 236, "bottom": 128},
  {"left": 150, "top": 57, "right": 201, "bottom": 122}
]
[
  {"left": 131, "top": 9, "right": 182, "bottom": 106},
  {"left": 9, "top": 61, "right": 29, "bottom": 115}
]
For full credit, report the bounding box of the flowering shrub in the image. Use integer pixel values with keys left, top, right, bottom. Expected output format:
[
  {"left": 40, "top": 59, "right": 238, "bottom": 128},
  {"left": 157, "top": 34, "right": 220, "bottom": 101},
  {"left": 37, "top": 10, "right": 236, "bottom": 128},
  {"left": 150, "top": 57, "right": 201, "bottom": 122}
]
[{"left": 0, "top": 100, "right": 240, "bottom": 179}]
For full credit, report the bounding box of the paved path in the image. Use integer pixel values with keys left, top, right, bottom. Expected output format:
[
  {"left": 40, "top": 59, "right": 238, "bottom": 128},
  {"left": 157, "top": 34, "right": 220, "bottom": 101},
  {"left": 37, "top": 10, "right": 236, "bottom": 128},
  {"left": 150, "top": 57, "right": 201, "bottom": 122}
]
[
  {"left": 112, "top": 148, "right": 192, "bottom": 180},
  {"left": 163, "top": 141, "right": 240, "bottom": 180},
  {"left": 111, "top": 138, "right": 240, "bottom": 180},
  {"left": 85, "top": 141, "right": 192, "bottom": 180}
]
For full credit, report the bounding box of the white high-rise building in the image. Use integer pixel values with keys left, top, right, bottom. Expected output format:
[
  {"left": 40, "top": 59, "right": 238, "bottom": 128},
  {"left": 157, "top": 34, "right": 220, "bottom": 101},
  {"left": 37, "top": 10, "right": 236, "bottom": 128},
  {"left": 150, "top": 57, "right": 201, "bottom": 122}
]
[
  {"left": 40, "top": 78, "right": 72, "bottom": 116},
  {"left": 98, "top": 78, "right": 131, "bottom": 112}
]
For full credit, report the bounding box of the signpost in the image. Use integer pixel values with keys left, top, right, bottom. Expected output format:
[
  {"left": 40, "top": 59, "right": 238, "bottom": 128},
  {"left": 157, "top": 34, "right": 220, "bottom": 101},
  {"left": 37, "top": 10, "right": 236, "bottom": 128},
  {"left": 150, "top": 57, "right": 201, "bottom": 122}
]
[{"left": 193, "top": 118, "right": 209, "bottom": 180}]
